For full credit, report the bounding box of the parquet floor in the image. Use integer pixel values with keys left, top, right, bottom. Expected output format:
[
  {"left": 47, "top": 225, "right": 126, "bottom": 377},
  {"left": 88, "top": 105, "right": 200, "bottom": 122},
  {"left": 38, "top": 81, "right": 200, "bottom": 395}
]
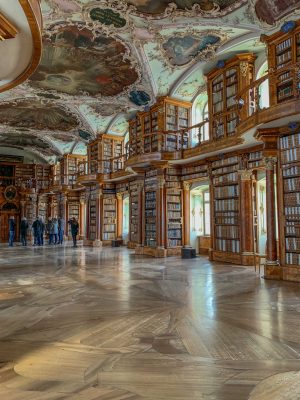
[{"left": 0, "top": 245, "right": 299, "bottom": 399}]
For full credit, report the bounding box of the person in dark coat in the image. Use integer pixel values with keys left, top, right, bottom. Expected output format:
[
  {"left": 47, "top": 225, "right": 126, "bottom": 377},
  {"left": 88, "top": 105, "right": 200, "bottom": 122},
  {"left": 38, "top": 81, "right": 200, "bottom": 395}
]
[
  {"left": 58, "top": 217, "right": 65, "bottom": 245},
  {"left": 20, "top": 217, "right": 29, "bottom": 246},
  {"left": 39, "top": 217, "right": 45, "bottom": 246},
  {"left": 8, "top": 216, "right": 16, "bottom": 247},
  {"left": 32, "top": 217, "right": 42, "bottom": 246},
  {"left": 68, "top": 217, "right": 79, "bottom": 247},
  {"left": 46, "top": 218, "right": 54, "bottom": 245}
]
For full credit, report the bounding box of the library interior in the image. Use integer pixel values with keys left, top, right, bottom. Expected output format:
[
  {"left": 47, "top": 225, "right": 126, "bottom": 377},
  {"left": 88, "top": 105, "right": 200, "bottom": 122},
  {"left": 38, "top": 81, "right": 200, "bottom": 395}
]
[{"left": 1, "top": 1, "right": 300, "bottom": 399}]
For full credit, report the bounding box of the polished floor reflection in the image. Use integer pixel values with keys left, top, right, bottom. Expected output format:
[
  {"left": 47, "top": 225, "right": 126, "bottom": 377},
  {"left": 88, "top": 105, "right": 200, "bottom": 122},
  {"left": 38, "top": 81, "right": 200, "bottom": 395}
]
[{"left": 0, "top": 245, "right": 299, "bottom": 399}]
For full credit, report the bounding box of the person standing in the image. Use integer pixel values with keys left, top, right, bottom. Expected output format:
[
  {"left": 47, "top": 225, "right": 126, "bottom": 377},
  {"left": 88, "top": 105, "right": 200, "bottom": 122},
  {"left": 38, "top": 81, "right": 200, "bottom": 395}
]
[
  {"left": 39, "top": 217, "right": 45, "bottom": 246},
  {"left": 8, "top": 216, "right": 16, "bottom": 247},
  {"left": 52, "top": 218, "right": 59, "bottom": 245},
  {"left": 58, "top": 217, "right": 65, "bottom": 245},
  {"left": 32, "top": 217, "right": 42, "bottom": 246},
  {"left": 20, "top": 217, "right": 29, "bottom": 246},
  {"left": 68, "top": 217, "right": 79, "bottom": 247},
  {"left": 46, "top": 218, "right": 53, "bottom": 245}
]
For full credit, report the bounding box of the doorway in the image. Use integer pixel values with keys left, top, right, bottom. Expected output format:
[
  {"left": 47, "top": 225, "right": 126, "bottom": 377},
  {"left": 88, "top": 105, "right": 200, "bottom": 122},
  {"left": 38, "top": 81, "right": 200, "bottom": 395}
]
[
  {"left": 0, "top": 203, "right": 20, "bottom": 243},
  {"left": 190, "top": 183, "right": 211, "bottom": 254},
  {"left": 123, "top": 195, "right": 129, "bottom": 244}
]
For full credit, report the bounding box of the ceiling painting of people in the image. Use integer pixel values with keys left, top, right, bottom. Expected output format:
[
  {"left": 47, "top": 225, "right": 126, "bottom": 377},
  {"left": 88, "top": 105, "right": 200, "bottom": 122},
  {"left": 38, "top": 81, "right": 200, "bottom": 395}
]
[
  {"left": 162, "top": 34, "right": 221, "bottom": 66},
  {"left": 0, "top": 134, "right": 55, "bottom": 153},
  {"left": 91, "top": 103, "right": 129, "bottom": 117},
  {"left": 29, "top": 25, "right": 139, "bottom": 97},
  {"left": 254, "top": 0, "right": 300, "bottom": 25},
  {"left": 0, "top": 100, "right": 79, "bottom": 131},
  {"left": 126, "top": 0, "right": 246, "bottom": 15}
]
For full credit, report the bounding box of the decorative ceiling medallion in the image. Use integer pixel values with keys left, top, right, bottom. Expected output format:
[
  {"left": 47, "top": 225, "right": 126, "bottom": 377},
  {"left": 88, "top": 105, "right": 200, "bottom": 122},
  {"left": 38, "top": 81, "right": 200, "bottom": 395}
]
[
  {"left": 29, "top": 23, "right": 139, "bottom": 97},
  {"left": 254, "top": 0, "right": 300, "bottom": 26},
  {"left": 125, "top": 0, "right": 248, "bottom": 18},
  {"left": 161, "top": 31, "right": 226, "bottom": 68},
  {"left": 89, "top": 8, "right": 127, "bottom": 28},
  {"left": 0, "top": 100, "right": 79, "bottom": 131},
  {"left": 78, "top": 129, "right": 93, "bottom": 140},
  {"left": 0, "top": 13, "right": 18, "bottom": 40},
  {"left": 129, "top": 90, "right": 151, "bottom": 106}
]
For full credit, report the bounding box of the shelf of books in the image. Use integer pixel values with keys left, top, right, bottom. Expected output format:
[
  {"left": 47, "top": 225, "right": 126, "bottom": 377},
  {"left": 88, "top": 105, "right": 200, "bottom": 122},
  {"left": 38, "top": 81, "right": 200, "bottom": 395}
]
[
  {"left": 211, "top": 155, "right": 241, "bottom": 263},
  {"left": 15, "top": 164, "right": 35, "bottom": 180},
  {"left": 166, "top": 187, "right": 183, "bottom": 255},
  {"left": 248, "top": 150, "right": 264, "bottom": 170},
  {"left": 128, "top": 181, "right": 141, "bottom": 248},
  {"left": 88, "top": 187, "right": 97, "bottom": 241},
  {"left": 144, "top": 170, "right": 157, "bottom": 249},
  {"left": 262, "top": 20, "right": 300, "bottom": 105},
  {"left": 88, "top": 139, "right": 100, "bottom": 174},
  {"left": 36, "top": 165, "right": 51, "bottom": 190},
  {"left": 102, "top": 194, "right": 117, "bottom": 243},
  {"left": 279, "top": 132, "right": 300, "bottom": 268},
  {"left": 206, "top": 54, "right": 255, "bottom": 140},
  {"left": 181, "top": 163, "right": 208, "bottom": 182}
]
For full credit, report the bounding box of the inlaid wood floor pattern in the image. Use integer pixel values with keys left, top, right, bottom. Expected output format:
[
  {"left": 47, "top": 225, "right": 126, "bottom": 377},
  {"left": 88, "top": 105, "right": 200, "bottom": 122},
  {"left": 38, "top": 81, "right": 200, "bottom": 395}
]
[{"left": 0, "top": 246, "right": 299, "bottom": 399}]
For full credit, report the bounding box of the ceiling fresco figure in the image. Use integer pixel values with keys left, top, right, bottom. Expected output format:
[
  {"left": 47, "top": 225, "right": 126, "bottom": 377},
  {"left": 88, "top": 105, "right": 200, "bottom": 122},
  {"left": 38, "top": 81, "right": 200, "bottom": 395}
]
[
  {"left": 255, "top": 0, "right": 300, "bottom": 25},
  {"left": 127, "top": 0, "right": 246, "bottom": 14},
  {"left": 29, "top": 25, "right": 139, "bottom": 97},
  {"left": 0, "top": 101, "right": 79, "bottom": 131}
]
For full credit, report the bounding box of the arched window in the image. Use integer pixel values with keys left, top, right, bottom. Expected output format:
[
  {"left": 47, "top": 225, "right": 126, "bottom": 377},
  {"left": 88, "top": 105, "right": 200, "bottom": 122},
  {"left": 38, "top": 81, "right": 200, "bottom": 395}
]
[
  {"left": 192, "top": 93, "right": 209, "bottom": 146},
  {"left": 257, "top": 61, "right": 269, "bottom": 110}
]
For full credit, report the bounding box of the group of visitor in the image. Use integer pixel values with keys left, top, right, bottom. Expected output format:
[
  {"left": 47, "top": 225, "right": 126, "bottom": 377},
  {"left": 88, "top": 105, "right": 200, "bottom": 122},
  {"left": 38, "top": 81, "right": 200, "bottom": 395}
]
[{"left": 8, "top": 216, "right": 79, "bottom": 248}]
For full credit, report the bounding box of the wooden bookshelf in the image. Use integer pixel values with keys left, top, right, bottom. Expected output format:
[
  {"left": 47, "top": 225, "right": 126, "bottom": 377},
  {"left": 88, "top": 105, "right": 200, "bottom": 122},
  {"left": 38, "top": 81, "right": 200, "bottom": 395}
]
[
  {"left": 279, "top": 131, "right": 300, "bottom": 267},
  {"left": 102, "top": 192, "right": 117, "bottom": 243},
  {"left": 166, "top": 188, "right": 183, "bottom": 250},
  {"left": 211, "top": 156, "right": 241, "bottom": 262},
  {"left": 128, "top": 181, "right": 140, "bottom": 248},
  {"left": 262, "top": 21, "right": 300, "bottom": 106},
  {"left": 181, "top": 163, "right": 208, "bottom": 182},
  {"left": 128, "top": 97, "right": 191, "bottom": 156},
  {"left": 144, "top": 170, "right": 157, "bottom": 248},
  {"left": 206, "top": 54, "right": 256, "bottom": 140}
]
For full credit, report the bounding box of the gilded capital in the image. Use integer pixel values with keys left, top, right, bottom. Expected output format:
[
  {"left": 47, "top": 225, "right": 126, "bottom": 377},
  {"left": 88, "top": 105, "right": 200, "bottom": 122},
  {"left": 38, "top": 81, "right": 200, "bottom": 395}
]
[
  {"left": 238, "top": 169, "right": 252, "bottom": 181},
  {"left": 263, "top": 156, "right": 277, "bottom": 171},
  {"left": 183, "top": 182, "right": 191, "bottom": 191},
  {"left": 116, "top": 193, "right": 123, "bottom": 200}
]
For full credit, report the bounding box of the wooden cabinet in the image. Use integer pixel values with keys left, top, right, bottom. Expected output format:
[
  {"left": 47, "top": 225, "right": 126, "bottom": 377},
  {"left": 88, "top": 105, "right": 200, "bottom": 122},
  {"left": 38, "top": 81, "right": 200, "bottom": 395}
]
[
  {"left": 128, "top": 97, "right": 192, "bottom": 156},
  {"left": 87, "top": 134, "right": 124, "bottom": 174},
  {"left": 262, "top": 21, "right": 300, "bottom": 106},
  {"left": 206, "top": 54, "right": 256, "bottom": 140},
  {"left": 279, "top": 130, "right": 300, "bottom": 267}
]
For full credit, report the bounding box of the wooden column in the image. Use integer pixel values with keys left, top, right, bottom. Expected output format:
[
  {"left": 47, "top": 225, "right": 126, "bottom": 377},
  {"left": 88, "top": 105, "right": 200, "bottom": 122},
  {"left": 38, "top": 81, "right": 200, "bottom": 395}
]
[
  {"left": 20, "top": 200, "right": 26, "bottom": 219},
  {"left": 265, "top": 157, "right": 279, "bottom": 266},
  {"left": 93, "top": 190, "right": 102, "bottom": 247},
  {"left": 79, "top": 199, "right": 85, "bottom": 239},
  {"left": 116, "top": 193, "right": 123, "bottom": 241},
  {"left": 239, "top": 170, "right": 255, "bottom": 265},
  {"left": 183, "top": 182, "right": 191, "bottom": 247}
]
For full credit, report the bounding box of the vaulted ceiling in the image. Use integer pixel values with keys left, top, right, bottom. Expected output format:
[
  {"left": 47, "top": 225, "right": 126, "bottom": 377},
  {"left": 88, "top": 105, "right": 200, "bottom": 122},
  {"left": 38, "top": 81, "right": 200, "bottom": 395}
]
[{"left": 0, "top": 0, "right": 300, "bottom": 162}]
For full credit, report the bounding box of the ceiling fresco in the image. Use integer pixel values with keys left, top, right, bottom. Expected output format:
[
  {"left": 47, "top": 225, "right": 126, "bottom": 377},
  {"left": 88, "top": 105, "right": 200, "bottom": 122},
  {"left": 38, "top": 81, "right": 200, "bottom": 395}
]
[
  {"left": 126, "top": 0, "right": 247, "bottom": 15},
  {"left": 1, "top": 0, "right": 298, "bottom": 161},
  {"left": 29, "top": 24, "right": 139, "bottom": 97},
  {"left": 0, "top": 100, "right": 79, "bottom": 131},
  {"left": 254, "top": 0, "right": 300, "bottom": 25}
]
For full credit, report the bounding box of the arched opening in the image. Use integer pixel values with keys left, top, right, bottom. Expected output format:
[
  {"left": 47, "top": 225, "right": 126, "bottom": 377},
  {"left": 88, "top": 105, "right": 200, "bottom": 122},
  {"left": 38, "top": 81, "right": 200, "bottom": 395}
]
[
  {"left": 191, "top": 93, "right": 209, "bottom": 146},
  {"left": 190, "top": 182, "right": 211, "bottom": 254},
  {"left": 257, "top": 61, "right": 269, "bottom": 110},
  {"left": 122, "top": 195, "right": 129, "bottom": 244}
]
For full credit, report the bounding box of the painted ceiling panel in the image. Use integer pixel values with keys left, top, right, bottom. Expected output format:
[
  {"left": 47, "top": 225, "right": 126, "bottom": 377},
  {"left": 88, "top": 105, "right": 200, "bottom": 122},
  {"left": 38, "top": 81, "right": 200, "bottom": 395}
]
[{"left": 0, "top": 0, "right": 299, "bottom": 161}]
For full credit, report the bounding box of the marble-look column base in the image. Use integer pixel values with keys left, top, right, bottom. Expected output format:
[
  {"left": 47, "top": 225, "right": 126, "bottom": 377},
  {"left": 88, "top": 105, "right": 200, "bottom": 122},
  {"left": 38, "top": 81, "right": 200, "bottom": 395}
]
[
  {"left": 241, "top": 252, "right": 255, "bottom": 266},
  {"left": 264, "top": 264, "right": 282, "bottom": 280},
  {"left": 83, "top": 239, "right": 102, "bottom": 247},
  {"left": 135, "top": 246, "right": 167, "bottom": 258}
]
